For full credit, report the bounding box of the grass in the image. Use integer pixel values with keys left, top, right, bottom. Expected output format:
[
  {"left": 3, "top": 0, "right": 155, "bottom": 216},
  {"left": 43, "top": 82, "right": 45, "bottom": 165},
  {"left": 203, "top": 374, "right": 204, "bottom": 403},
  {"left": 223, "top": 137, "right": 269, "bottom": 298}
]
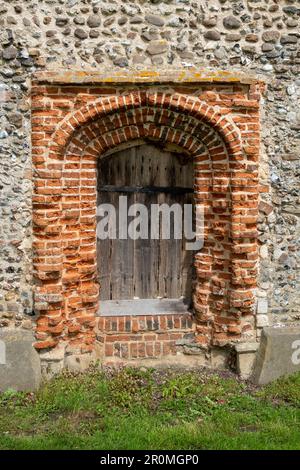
[{"left": 0, "top": 367, "right": 300, "bottom": 450}]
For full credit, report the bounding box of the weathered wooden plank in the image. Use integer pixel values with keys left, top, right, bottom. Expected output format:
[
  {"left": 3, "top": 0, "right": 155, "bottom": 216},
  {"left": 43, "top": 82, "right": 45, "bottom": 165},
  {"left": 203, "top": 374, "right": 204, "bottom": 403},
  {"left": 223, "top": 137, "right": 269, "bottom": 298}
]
[
  {"left": 98, "top": 185, "right": 193, "bottom": 194},
  {"left": 97, "top": 189, "right": 112, "bottom": 300}
]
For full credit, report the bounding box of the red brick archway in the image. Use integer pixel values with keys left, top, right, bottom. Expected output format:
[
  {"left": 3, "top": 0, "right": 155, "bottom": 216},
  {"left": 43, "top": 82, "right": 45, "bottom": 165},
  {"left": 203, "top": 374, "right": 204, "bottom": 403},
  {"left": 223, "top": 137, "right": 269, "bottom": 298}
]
[{"left": 32, "top": 81, "right": 260, "bottom": 358}]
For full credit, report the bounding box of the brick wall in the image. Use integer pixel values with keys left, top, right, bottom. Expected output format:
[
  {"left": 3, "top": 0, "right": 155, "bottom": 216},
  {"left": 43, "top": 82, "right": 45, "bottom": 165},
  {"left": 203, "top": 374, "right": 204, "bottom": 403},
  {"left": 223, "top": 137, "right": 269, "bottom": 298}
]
[
  {"left": 31, "top": 73, "right": 261, "bottom": 359},
  {"left": 97, "top": 313, "right": 194, "bottom": 360}
]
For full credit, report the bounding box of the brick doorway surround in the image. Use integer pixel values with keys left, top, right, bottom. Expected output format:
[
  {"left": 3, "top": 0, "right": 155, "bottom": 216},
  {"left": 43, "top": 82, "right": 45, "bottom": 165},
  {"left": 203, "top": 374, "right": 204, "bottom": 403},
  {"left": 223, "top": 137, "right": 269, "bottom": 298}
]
[{"left": 31, "top": 70, "right": 262, "bottom": 364}]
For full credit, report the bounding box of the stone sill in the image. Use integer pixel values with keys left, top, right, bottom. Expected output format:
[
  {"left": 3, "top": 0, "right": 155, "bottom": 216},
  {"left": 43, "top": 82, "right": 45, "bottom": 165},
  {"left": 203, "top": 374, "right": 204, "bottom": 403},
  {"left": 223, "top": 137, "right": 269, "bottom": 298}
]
[
  {"left": 32, "top": 68, "right": 262, "bottom": 86},
  {"left": 97, "top": 298, "right": 191, "bottom": 317}
]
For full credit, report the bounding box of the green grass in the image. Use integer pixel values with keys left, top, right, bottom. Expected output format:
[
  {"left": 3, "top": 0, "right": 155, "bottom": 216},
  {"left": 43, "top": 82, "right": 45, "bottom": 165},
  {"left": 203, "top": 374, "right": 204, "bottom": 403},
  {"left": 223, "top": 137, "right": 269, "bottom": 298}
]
[{"left": 0, "top": 367, "right": 300, "bottom": 450}]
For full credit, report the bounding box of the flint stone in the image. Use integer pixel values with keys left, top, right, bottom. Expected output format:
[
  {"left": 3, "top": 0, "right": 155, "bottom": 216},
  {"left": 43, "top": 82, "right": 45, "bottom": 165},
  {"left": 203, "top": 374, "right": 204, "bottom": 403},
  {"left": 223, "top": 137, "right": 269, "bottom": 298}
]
[
  {"left": 87, "top": 15, "right": 101, "bottom": 28},
  {"left": 252, "top": 326, "right": 300, "bottom": 384},
  {"left": 280, "top": 35, "right": 298, "bottom": 44},
  {"left": 260, "top": 245, "right": 268, "bottom": 259},
  {"left": 6, "top": 16, "right": 17, "bottom": 25},
  {"left": 55, "top": 17, "right": 69, "bottom": 27},
  {"left": 214, "top": 47, "right": 226, "bottom": 59},
  {"left": 262, "top": 31, "right": 280, "bottom": 43},
  {"left": 223, "top": 16, "right": 241, "bottom": 29},
  {"left": 245, "top": 34, "right": 258, "bottom": 42},
  {"left": 0, "top": 329, "right": 41, "bottom": 391},
  {"left": 282, "top": 153, "right": 298, "bottom": 161},
  {"left": 101, "top": 5, "right": 118, "bottom": 15},
  {"left": 202, "top": 17, "right": 217, "bottom": 28},
  {"left": 282, "top": 7, "right": 300, "bottom": 15},
  {"left": 90, "top": 30, "right": 99, "bottom": 38},
  {"left": 0, "top": 130, "right": 8, "bottom": 139},
  {"left": 262, "top": 43, "right": 274, "bottom": 52},
  {"left": 141, "top": 30, "right": 159, "bottom": 41},
  {"left": 2, "top": 45, "right": 17, "bottom": 60},
  {"left": 286, "top": 19, "right": 298, "bottom": 28},
  {"left": 130, "top": 16, "right": 143, "bottom": 24},
  {"left": 74, "top": 28, "right": 88, "bottom": 39},
  {"left": 226, "top": 33, "right": 241, "bottom": 41},
  {"left": 145, "top": 14, "right": 164, "bottom": 27},
  {"left": 204, "top": 30, "right": 221, "bottom": 41},
  {"left": 146, "top": 40, "right": 168, "bottom": 55},
  {"left": 282, "top": 205, "right": 300, "bottom": 215},
  {"left": 74, "top": 16, "right": 85, "bottom": 25},
  {"left": 118, "top": 16, "right": 127, "bottom": 25},
  {"left": 113, "top": 57, "right": 129, "bottom": 67}
]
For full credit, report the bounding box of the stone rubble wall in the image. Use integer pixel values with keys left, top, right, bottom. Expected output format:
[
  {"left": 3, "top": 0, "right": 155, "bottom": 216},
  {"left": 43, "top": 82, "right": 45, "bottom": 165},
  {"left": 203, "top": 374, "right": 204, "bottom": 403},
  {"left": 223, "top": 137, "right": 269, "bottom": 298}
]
[{"left": 0, "top": 0, "right": 299, "bottom": 338}]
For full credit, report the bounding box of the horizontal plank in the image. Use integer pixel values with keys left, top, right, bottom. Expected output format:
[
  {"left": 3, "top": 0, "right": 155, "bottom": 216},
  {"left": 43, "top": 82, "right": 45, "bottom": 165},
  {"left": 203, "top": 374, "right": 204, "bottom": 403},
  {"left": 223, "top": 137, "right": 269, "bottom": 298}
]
[
  {"left": 97, "top": 298, "right": 191, "bottom": 317},
  {"left": 98, "top": 185, "right": 193, "bottom": 194}
]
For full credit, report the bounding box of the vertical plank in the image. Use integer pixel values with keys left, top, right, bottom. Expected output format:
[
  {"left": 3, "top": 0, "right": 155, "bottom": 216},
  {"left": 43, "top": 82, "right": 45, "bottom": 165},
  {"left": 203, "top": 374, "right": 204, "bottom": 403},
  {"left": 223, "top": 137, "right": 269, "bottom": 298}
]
[
  {"left": 121, "top": 147, "right": 135, "bottom": 298},
  {"left": 97, "top": 158, "right": 111, "bottom": 300},
  {"left": 134, "top": 146, "right": 151, "bottom": 298},
  {"left": 97, "top": 190, "right": 111, "bottom": 300}
]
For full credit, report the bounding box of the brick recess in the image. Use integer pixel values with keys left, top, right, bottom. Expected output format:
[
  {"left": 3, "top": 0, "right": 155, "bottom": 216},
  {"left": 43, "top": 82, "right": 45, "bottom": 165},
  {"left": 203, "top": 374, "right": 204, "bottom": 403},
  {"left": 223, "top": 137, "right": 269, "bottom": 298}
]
[
  {"left": 97, "top": 314, "right": 194, "bottom": 360},
  {"left": 31, "top": 78, "right": 261, "bottom": 360}
]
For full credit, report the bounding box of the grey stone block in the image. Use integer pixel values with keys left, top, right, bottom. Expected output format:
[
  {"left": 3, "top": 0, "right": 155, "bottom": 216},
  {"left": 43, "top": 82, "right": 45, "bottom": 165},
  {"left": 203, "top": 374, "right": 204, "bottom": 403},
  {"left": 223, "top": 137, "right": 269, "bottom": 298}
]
[
  {"left": 252, "top": 326, "right": 300, "bottom": 385},
  {"left": 0, "top": 329, "right": 41, "bottom": 392},
  {"left": 65, "top": 352, "right": 96, "bottom": 373},
  {"left": 235, "top": 342, "right": 259, "bottom": 379}
]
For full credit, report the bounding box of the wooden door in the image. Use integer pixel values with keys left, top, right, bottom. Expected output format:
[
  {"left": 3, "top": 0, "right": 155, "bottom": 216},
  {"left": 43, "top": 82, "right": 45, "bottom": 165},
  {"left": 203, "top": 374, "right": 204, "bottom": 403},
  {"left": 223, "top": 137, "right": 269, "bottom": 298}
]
[{"left": 97, "top": 143, "right": 194, "bottom": 308}]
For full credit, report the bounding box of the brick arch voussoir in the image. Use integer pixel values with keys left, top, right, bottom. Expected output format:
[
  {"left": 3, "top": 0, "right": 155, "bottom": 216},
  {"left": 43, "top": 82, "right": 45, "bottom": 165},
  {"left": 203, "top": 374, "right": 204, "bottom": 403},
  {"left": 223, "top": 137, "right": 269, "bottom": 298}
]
[
  {"left": 165, "top": 95, "right": 241, "bottom": 155},
  {"left": 50, "top": 92, "right": 242, "bottom": 159},
  {"left": 86, "top": 126, "right": 206, "bottom": 159},
  {"left": 65, "top": 110, "right": 229, "bottom": 165},
  {"left": 70, "top": 106, "right": 218, "bottom": 145},
  {"left": 64, "top": 118, "right": 211, "bottom": 163}
]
